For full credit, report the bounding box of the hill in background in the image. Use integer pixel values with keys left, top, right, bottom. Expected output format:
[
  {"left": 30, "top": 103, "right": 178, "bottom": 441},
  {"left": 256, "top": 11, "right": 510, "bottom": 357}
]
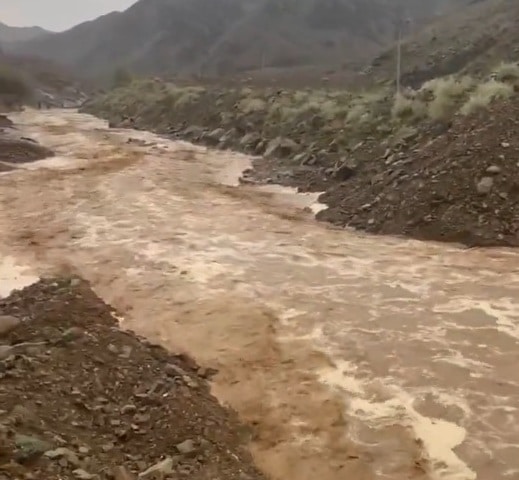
[
  {"left": 365, "top": 0, "right": 519, "bottom": 87},
  {"left": 0, "top": 22, "right": 49, "bottom": 44},
  {"left": 7, "top": 0, "right": 475, "bottom": 80}
]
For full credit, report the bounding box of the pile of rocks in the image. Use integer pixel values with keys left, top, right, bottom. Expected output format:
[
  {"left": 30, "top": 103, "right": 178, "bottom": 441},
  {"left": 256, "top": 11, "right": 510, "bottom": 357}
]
[{"left": 0, "top": 278, "right": 264, "bottom": 480}]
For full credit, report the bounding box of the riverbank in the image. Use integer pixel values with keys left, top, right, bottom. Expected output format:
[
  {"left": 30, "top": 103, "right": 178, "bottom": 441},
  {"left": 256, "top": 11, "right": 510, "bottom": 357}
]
[
  {"left": 0, "top": 113, "right": 53, "bottom": 171},
  {"left": 0, "top": 276, "right": 265, "bottom": 480},
  {"left": 82, "top": 77, "right": 519, "bottom": 247}
]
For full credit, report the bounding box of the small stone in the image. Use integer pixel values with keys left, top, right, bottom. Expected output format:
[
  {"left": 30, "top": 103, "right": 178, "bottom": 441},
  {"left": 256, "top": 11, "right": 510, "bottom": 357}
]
[
  {"left": 61, "top": 327, "right": 84, "bottom": 342},
  {"left": 0, "top": 316, "right": 20, "bottom": 337},
  {"left": 165, "top": 363, "right": 188, "bottom": 377},
  {"left": 476, "top": 176, "right": 494, "bottom": 195},
  {"left": 501, "top": 142, "right": 510, "bottom": 148},
  {"left": 120, "top": 346, "right": 132, "bottom": 358},
  {"left": 44, "top": 447, "right": 81, "bottom": 466},
  {"left": 72, "top": 469, "right": 97, "bottom": 480},
  {"left": 78, "top": 446, "right": 90, "bottom": 455},
  {"left": 264, "top": 137, "right": 299, "bottom": 158},
  {"left": 138, "top": 457, "right": 173, "bottom": 478},
  {"left": 70, "top": 278, "right": 82, "bottom": 287},
  {"left": 121, "top": 404, "right": 137, "bottom": 415},
  {"left": 176, "top": 439, "right": 196, "bottom": 455},
  {"left": 486, "top": 165, "right": 502, "bottom": 174},
  {"left": 108, "top": 344, "right": 119, "bottom": 354},
  {"left": 183, "top": 376, "right": 198, "bottom": 388},
  {"left": 15, "top": 434, "right": 52, "bottom": 462},
  {"left": 102, "top": 443, "right": 114, "bottom": 453},
  {"left": 133, "top": 413, "right": 150, "bottom": 424}
]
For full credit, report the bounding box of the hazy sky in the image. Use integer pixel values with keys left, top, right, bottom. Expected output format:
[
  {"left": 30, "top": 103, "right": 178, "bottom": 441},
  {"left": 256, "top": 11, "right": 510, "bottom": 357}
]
[{"left": 0, "top": 0, "right": 137, "bottom": 31}]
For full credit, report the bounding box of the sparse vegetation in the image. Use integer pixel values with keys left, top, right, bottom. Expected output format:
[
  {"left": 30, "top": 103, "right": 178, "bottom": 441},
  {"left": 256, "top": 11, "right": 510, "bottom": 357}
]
[
  {"left": 391, "top": 92, "right": 427, "bottom": 121},
  {"left": 88, "top": 60, "right": 519, "bottom": 162},
  {"left": 422, "top": 75, "right": 475, "bottom": 120},
  {"left": 460, "top": 80, "right": 514, "bottom": 115},
  {"left": 493, "top": 61, "right": 519, "bottom": 84}
]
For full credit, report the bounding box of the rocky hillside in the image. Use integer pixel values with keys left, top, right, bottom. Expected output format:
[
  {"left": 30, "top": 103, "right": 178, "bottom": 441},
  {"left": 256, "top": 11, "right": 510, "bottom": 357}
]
[
  {"left": 8, "top": 0, "right": 475, "bottom": 79},
  {"left": 365, "top": 0, "right": 519, "bottom": 88},
  {"left": 0, "top": 51, "right": 87, "bottom": 109}
]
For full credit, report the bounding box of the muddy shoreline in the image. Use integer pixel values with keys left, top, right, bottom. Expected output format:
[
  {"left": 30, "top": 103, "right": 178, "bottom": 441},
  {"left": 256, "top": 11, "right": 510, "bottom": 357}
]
[
  {"left": 82, "top": 91, "right": 519, "bottom": 248},
  {"left": 0, "top": 113, "right": 54, "bottom": 168}
]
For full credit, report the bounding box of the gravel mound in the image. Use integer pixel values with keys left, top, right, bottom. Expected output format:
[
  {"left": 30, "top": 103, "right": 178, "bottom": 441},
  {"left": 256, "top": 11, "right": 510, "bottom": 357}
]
[
  {"left": 319, "top": 99, "right": 519, "bottom": 246},
  {"left": 0, "top": 278, "right": 264, "bottom": 480}
]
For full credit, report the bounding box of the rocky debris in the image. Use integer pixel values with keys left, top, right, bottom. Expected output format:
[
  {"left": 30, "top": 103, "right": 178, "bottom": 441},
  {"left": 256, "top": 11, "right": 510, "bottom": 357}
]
[
  {"left": 319, "top": 99, "right": 519, "bottom": 246},
  {"left": 0, "top": 277, "right": 264, "bottom": 480},
  {"left": 0, "top": 116, "right": 55, "bottom": 168},
  {"left": 0, "top": 138, "right": 54, "bottom": 164},
  {"left": 476, "top": 176, "right": 494, "bottom": 195},
  {"left": 264, "top": 137, "right": 299, "bottom": 158}
]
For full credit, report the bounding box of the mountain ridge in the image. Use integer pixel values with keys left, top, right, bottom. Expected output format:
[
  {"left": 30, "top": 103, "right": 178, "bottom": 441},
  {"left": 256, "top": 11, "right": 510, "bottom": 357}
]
[
  {"left": 7, "top": 0, "right": 477, "bottom": 80},
  {"left": 0, "top": 22, "right": 50, "bottom": 44}
]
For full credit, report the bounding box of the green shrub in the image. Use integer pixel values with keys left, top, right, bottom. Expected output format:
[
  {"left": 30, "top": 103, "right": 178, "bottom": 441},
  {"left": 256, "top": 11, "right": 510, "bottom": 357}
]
[{"left": 391, "top": 92, "right": 427, "bottom": 121}]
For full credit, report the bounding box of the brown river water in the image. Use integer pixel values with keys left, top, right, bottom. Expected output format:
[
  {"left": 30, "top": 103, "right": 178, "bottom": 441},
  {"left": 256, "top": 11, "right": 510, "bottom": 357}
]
[{"left": 1, "top": 109, "right": 518, "bottom": 480}]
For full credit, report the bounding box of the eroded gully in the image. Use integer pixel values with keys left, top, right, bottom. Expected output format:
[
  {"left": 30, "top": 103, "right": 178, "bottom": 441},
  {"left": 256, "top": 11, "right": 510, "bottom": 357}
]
[{"left": 1, "top": 109, "right": 518, "bottom": 480}]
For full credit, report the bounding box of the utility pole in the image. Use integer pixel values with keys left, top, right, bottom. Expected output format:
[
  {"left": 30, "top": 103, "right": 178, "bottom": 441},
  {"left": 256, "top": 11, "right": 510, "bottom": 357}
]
[
  {"left": 394, "top": 14, "right": 411, "bottom": 96},
  {"left": 396, "top": 23, "right": 402, "bottom": 96}
]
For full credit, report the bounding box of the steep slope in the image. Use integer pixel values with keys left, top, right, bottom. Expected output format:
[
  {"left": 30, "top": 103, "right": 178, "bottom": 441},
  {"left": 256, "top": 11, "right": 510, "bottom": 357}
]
[
  {"left": 8, "top": 0, "right": 476, "bottom": 79},
  {"left": 365, "top": 0, "right": 519, "bottom": 87},
  {"left": 0, "top": 22, "right": 49, "bottom": 44}
]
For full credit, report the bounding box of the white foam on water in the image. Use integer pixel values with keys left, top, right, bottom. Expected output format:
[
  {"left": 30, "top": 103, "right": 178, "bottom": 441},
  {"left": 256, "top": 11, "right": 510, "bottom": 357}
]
[
  {"left": 434, "top": 297, "right": 519, "bottom": 341},
  {"left": 0, "top": 256, "right": 39, "bottom": 297},
  {"left": 319, "top": 361, "right": 477, "bottom": 480}
]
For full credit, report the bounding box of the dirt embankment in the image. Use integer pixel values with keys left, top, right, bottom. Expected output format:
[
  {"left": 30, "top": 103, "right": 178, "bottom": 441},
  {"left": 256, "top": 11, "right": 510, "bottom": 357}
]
[
  {"left": 0, "top": 113, "right": 53, "bottom": 171},
  {"left": 82, "top": 81, "right": 519, "bottom": 247},
  {"left": 0, "top": 277, "right": 265, "bottom": 480}
]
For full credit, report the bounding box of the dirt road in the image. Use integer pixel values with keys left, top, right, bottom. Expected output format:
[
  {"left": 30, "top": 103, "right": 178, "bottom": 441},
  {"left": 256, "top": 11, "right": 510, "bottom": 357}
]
[{"left": 1, "top": 109, "right": 518, "bottom": 480}]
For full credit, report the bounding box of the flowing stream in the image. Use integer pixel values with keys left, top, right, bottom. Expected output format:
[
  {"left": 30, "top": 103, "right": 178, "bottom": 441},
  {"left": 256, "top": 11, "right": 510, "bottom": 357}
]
[{"left": 0, "top": 109, "right": 518, "bottom": 480}]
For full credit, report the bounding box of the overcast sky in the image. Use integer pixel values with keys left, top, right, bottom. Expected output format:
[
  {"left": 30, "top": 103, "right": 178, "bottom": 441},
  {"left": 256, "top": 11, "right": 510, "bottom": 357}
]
[{"left": 0, "top": 0, "right": 137, "bottom": 31}]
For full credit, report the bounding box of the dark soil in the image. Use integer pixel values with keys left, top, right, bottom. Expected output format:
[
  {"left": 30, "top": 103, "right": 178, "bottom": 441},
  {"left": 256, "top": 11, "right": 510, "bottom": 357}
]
[
  {"left": 0, "top": 115, "right": 54, "bottom": 170},
  {"left": 318, "top": 101, "right": 519, "bottom": 247},
  {"left": 0, "top": 139, "right": 54, "bottom": 164},
  {"left": 0, "top": 278, "right": 265, "bottom": 480}
]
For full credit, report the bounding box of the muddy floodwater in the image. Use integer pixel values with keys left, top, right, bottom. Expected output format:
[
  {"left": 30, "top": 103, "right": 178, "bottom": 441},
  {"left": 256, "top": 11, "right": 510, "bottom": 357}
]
[{"left": 1, "top": 109, "right": 518, "bottom": 480}]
